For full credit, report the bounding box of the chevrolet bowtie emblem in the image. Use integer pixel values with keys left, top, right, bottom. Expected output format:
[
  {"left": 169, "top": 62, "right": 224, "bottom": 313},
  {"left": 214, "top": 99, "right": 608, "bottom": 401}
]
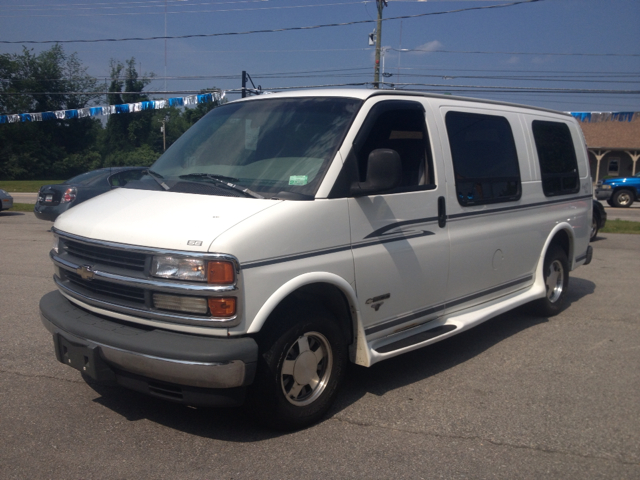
[{"left": 77, "top": 265, "right": 95, "bottom": 281}]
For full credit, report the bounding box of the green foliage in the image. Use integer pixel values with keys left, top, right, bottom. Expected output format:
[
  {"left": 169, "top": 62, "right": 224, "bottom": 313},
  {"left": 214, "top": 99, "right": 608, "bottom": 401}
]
[
  {"left": 0, "top": 180, "right": 64, "bottom": 192},
  {"left": 0, "top": 45, "right": 103, "bottom": 180},
  {"left": 103, "top": 144, "right": 160, "bottom": 168},
  {"left": 4, "top": 203, "right": 35, "bottom": 212},
  {"left": 600, "top": 219, "right": 640, "bottom": 235},
  {"left": 0, "top": 46, "right": 222, "bottom": 180}
]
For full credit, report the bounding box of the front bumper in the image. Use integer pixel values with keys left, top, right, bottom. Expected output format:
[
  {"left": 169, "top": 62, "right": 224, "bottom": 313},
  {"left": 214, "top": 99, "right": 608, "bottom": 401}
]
[
  {"left": 595, "top": 188, "right": 612, "bottom": 201},
  {"left": 40, "top": 290, "right": 258, "bottom": 406}
]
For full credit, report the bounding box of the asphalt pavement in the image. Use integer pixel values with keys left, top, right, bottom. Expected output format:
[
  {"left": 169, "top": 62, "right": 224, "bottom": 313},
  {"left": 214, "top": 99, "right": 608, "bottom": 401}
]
[{"left": 1, "top": 211, "right": 639, "bottom": 479}]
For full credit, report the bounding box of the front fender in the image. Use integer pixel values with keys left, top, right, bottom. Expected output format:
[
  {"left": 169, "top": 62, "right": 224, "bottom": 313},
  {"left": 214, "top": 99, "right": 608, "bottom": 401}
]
[{"left": 246, "top": 272, "right": 371, "bottom": 366}]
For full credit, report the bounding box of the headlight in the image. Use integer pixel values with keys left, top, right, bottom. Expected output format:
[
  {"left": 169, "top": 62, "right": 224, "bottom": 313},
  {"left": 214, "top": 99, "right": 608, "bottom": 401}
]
[
  {"left": 151, "top": 256, "right": 207, "bottom": 282},
  {"left": 52, "top": 235, "right": 59, "bottom": 254},
  {"left": 151, "top": 256, "right": 236, "bottom": 284},
  {"left": 600, "top": 185, "right": 612, "bottom": 190}
]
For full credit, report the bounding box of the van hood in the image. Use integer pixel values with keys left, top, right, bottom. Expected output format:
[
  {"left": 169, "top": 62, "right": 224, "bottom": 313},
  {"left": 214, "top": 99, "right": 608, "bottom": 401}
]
[{"left": 54, "top": 188, "right": 280, "bottom": 252}]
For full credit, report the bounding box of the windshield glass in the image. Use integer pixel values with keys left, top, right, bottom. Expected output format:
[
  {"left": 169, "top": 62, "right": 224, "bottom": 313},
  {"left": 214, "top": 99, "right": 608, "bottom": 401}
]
[{"left": 151, "top": 97, "right": 362, "bottom": 197}]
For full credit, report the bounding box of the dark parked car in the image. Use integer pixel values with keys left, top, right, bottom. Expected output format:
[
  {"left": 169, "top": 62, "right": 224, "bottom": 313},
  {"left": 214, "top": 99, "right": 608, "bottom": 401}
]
[
  {"left": 34, "top": 167, "right": 148, "bottom": 221},
  {"left": 591, "top": 199, "right": 607, "bottom": 241}
]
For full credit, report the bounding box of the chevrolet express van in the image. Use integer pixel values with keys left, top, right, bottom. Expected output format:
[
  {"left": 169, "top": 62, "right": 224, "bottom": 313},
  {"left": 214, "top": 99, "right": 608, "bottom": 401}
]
[{"left": 40, "top": 89, "right": 593, "bottom": 430}]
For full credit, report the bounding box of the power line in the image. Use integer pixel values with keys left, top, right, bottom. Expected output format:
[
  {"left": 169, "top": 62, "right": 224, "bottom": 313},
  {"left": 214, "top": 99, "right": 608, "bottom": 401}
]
[
  {"left": 0, "top": 1, "right": 368, "bottom": 18},
  {"left": 390, "top": 47, "right": 640, "bottom": 58},
  {"left": 0, "top": 0, "right": 544, "bottom": 44}
]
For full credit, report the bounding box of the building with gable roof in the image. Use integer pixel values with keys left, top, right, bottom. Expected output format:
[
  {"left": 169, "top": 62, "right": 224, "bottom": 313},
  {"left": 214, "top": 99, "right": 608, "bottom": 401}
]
[{"left": 577, "top": 116, "right": 640, "bottom": 182}]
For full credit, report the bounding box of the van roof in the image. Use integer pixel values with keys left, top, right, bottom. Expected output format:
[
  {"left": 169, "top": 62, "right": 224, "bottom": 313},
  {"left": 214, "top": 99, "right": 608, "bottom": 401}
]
[{"left": 236, "top": 88, "right": 572, "bottom": 118}]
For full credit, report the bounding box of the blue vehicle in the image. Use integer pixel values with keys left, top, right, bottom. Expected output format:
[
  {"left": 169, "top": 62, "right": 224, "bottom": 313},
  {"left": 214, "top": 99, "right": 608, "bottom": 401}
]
[{"left": 595, "top": 172, "right": 640, "bottom": 208}]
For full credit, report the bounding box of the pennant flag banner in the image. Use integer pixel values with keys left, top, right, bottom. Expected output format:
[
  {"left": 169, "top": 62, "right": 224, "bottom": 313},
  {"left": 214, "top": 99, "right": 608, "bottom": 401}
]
[
  {"left": 568, "top": 111, "right": 640, "bottom": 123},
  {"left": 0, "top": 91, "right": 225, "bottom": 125}
]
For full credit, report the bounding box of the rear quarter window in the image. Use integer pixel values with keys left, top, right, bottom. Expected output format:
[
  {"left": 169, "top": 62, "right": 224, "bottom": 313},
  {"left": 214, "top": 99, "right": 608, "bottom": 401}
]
[
  {"left": 532, "top": 120, "right": 579, "bottom": 196},
  {"left": 445, "top": 111, "right": 521, "bottom": 206}
]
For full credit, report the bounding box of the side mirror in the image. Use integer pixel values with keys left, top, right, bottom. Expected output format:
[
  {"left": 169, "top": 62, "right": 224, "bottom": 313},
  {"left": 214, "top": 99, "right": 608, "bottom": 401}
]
[{"left": 350, "top": 149, "right": 402, "bottom": 196}]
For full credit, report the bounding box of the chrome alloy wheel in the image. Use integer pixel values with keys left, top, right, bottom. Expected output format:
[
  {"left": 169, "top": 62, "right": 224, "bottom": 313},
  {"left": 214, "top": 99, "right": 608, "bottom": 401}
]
[
  {"left": 617, "top": 191, "right": 632, "bottom": 206},
  {"left": 545, "top": 258, "right": 565, "bottom": 303},
  {"left": 280, "top": 331, "right": 333, "bottom": 406}
]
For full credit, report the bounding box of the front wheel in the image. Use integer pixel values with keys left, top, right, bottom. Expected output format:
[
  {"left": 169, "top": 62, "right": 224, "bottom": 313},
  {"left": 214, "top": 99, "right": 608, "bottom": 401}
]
[
  {"left": 535, "top": 244, "right": 569, "bottom": 317},
  {"left": 611, "top": 189, "right": 634, "bottom": 208},
  {"left": 249, "top": 308, "right": 348, "bottom": 431}
]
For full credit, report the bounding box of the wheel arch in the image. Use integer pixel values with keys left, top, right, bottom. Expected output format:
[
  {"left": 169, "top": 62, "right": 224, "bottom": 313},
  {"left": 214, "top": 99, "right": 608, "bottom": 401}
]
[
  {"left": 529, "top": 223, "right": 575, "bottom": 303},
  {"left": 247, "top": 273, "right": 362, "bottom": 360},
  {"left": 612, "top": 186, "right": 638, "bottom": 199}
]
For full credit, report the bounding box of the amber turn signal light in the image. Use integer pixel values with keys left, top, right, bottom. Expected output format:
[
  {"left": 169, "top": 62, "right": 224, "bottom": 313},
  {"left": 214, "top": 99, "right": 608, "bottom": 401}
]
[
  {"left": 208, "top": 297, "right": 236, "bottom": 317},
  {"left": 207, "top": 261, "right": 235, "bottom": 284}
]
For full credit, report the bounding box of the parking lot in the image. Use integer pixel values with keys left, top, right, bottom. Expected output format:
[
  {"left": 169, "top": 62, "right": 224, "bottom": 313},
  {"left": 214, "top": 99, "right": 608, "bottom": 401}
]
[{"left": 1, "top": 211, "right": 639, "bottom": 479}]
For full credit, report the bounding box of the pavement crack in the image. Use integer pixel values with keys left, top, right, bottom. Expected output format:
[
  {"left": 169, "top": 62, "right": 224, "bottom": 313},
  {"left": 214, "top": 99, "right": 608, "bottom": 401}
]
[
  {"left": 331, "top": 415, "right": 639, "bottom": 466},
  {"left": 0, "top": 368, "right": 85, "bottom": 385}
]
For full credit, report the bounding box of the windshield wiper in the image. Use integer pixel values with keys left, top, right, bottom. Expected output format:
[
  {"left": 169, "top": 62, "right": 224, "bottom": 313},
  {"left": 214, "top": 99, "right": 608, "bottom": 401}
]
[
  {"left": 179, "top": 173, "right": 264, "bottom": 199},
  {"left": 146, "top": 169, "right": 170, "bottom": 191}
]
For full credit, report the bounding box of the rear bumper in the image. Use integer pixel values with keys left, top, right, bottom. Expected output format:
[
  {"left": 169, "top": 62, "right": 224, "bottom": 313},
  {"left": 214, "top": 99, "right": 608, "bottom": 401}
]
[
  {"left": 40, "top": 290, "right": 258, "bottom": 406},
  {"left": 1, "top": 197, "right": 13, "bottom": 210},
  {"left": 34, "top": 203, "right": 66, "bottom": 221}
]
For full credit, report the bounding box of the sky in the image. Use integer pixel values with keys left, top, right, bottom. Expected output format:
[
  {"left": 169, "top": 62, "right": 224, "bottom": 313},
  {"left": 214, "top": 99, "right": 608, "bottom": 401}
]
[{"left": 1, "top": 0, "right": 639, "bottom": 113}]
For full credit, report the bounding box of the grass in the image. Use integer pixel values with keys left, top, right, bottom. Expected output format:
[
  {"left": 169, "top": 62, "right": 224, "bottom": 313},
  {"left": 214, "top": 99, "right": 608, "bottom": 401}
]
[
  {"left": 0, "top": 180, "right": 64, "bottom": 192},
  {"left": 601, "top": 219, "right": 640, "bottom": 235},
  {"left": 5, "top": 203, "right": 35, "bottom": 212}
]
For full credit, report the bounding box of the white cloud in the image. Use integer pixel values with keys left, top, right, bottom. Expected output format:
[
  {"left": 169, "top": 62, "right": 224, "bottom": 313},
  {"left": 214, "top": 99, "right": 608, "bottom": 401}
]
[
  {"left": 410, "top": 40, "right": 444, "bottom": 54},
  {"left": 507, "top": 56, "right": 520, "bottom": 64}
]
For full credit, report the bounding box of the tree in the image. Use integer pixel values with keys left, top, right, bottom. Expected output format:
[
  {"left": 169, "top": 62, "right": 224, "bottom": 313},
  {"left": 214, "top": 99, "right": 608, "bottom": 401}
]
[
  {"left": 102, "top": 58, "right": 156, "bottom": 163},
  {"left": 0, "top": 45, "right": 101, "bottom": 179}
]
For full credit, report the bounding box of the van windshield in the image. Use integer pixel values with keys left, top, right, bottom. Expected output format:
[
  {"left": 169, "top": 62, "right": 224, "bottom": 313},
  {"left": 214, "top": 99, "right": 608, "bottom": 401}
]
[{"left": 150, "top": 97, "right": 362, "bottom": 198}]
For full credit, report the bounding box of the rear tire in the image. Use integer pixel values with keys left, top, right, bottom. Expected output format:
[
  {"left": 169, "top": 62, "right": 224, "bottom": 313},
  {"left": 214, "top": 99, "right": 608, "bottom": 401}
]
[
  {"left": 590, "top": 211, "right": 600, "bottom": 241},
  {"left": 249, "top": 306, "right": 348, "bottom": 431},
  {"left": 535, "top": 244, "right": 569, "bottom": 317},
  {"left": 611, "top": 189, "right": 634, "bottom": 208}
]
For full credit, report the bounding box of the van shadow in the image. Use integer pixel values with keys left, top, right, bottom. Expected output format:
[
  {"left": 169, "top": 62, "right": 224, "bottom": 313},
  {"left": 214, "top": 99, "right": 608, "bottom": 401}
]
[
  {"left": 0, "top": 211, "right": 25, "bottom": 217},
  {"left": 86, "top": 277, "right": 595, "bottom": 441}
]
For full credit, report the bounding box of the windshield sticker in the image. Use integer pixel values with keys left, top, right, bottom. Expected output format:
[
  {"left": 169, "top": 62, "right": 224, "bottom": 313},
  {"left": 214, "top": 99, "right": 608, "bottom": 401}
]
[
  {"left": 289, "top": 175, "right": 308, "bottom": 186},
  {"left": 245, "top": 120, "right": 259, "bottom": 151}
]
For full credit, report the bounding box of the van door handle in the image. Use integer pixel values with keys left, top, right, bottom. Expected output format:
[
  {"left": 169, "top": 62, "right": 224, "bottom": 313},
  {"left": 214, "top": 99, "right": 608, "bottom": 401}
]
[{"left": 438, "top": 196, "right": 446, "bottom": 228}]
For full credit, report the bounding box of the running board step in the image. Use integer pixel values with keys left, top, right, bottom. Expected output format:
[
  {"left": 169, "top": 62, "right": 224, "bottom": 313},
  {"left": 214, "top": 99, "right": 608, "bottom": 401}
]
[{"left": 374, "top": 325, "right": 457, "bottom": 354}]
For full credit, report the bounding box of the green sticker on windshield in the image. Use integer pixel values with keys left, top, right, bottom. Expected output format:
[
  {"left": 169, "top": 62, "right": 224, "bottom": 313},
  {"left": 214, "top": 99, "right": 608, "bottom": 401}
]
[{"left": 289, "top": 175, "right": 308, "bottom": 186}]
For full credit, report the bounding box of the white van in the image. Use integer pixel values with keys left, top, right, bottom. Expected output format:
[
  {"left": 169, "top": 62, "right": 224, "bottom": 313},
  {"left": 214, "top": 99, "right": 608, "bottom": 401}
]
[{"left": 40, "top": 89, "right": 593, "bottom": 430}]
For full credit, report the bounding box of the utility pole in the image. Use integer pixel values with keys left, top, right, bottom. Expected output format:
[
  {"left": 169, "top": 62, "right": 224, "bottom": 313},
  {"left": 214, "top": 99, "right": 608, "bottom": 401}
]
[
  {"left": 373, "top": 0, "right": 386, "bottom": 88},
  {"left": 242, "top": 71, "right": 247, "bottom": 98},
  {"left": 160, "top": 118, "right": 166, "bottom": 151}
]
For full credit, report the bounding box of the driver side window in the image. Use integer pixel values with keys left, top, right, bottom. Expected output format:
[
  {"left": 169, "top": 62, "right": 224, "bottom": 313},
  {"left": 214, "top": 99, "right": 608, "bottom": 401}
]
[{"left": 355, "top": 102, "right": 435, "bottom": 193}]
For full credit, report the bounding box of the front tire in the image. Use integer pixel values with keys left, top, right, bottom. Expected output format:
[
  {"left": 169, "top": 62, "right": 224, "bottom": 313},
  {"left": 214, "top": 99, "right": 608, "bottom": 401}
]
[
  {"left": 249, "top": 307, "right": 347, "bottom": 431},
  {"left": 535, "top": 244, "right": 569, "bottom": 317},
  {"left": 611, "top": 189, "right": 634, "bottom": 208}
]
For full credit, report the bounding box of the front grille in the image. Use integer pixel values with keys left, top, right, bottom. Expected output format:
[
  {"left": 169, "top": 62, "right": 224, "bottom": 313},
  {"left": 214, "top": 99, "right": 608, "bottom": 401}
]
[
  {"left": 65, "top": 271, "right": 146, "bottom": 304},
  {"left": 64, "top": 240, "right": 146, "bottom": 271}
]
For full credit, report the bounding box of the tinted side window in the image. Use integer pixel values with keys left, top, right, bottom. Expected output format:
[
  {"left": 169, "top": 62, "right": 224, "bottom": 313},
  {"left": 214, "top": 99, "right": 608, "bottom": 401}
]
[
  {"left": 445, "top": 111, "right": 521, "bottom": 206},
  {"left": 532, "top": 120, "right": 579, "bottom": 196},
  {"left": 355, "top": 101, "right": 435, "bottom": 193}
]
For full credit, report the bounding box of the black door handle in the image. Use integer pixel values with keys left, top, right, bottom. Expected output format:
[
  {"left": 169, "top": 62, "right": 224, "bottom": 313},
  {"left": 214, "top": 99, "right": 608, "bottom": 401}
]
[{"left": 438, "top": 196, "right": 446, "bottom": 228}]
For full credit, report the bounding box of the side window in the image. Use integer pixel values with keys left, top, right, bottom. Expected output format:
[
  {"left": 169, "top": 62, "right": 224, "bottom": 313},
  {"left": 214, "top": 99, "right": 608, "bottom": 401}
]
[
  {"left": 355, "top": 101, "right": 435, "bottom": 193},
  {"left": 532, "top": 120, "right": 579, "bottom": 196},
  {"left": 445, "top": 111, "right": 521, "bottom": 206},
  {"left": 109, "top": 170, "right": 145, "bottom": 187}
]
